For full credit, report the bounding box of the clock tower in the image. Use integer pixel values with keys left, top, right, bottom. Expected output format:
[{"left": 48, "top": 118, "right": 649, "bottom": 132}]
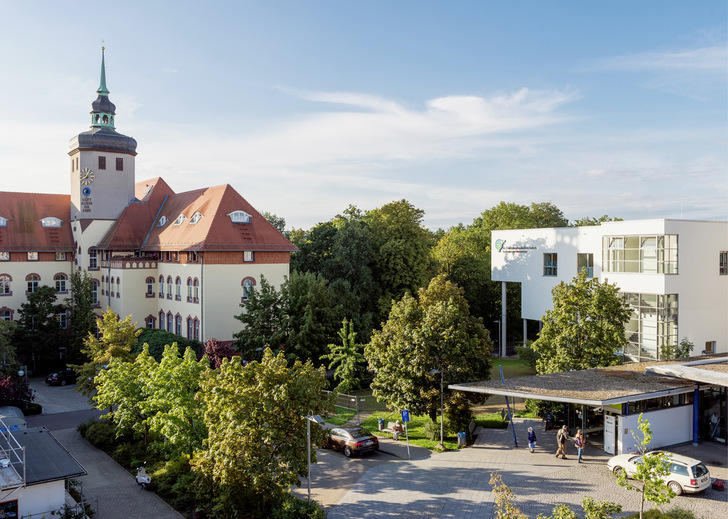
[{"left": 69, "top": 47, "right": 137, "bottom": 223}]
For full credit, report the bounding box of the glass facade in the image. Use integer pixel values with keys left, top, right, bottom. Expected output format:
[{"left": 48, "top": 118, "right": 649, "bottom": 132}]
[
  {"left": 603, "top": 235, "right": 678, "bottom": 274},
  {"left": 623, "top": 293, "right": 678, "bottom": 362}
]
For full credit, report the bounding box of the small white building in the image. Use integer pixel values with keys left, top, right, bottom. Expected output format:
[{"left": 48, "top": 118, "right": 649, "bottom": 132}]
[{"left": 491, "top": 219, "right": 728, "bottom": 361}]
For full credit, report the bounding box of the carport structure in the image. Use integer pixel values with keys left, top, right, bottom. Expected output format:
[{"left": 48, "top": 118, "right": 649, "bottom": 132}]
[{"left": 450, "top": 358, "right": 728, "bottom": 455}]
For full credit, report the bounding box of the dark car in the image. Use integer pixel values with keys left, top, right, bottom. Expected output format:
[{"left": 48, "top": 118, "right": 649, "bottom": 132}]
[
  {"left": 326, "top": 427, "right": 379, "bottom": 458},
  {"left": 45, "top": 369, "right": 77, "bottom": 386}
]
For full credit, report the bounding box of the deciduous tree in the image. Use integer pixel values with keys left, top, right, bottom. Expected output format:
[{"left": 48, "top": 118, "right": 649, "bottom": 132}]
[
  {"left": 532, "top": 269, "right": 631, "bottom": 373},
  {"left": 366, "top": 274, "right": 492, "bottom": 423},
  {"left": 66, "top": 270, "right": 96, "bottom": 363},
  {"left": 192, "top": 348, "right": 331, "bottom": 515},
  {"left": 234, "top": 276, "right": 286, "bottom": 361},
  {"left": 321, "top": 319, "right": 366, "bottom": 393}
]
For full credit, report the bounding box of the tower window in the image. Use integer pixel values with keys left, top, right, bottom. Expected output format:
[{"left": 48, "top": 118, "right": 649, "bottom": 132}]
[
  {"left": 41, "top": 217, "right": 62, "bottom": 228},
  {"left": 98, "top": 156, "right": 106, "bottom": 170},
  {"left": 116, "top": 157, "right": 123, "bottom": 171},
  {"left": 228, "top": 210, "right": 252, "bottom": 223}
]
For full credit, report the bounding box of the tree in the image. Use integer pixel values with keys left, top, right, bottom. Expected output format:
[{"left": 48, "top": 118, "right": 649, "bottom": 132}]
[
  {"left": 571, "top": 215, "right": 623, "bottom": 227},
  {"left": 489, "top": 473, "right": 528, "bottom": 519},
  {"left": 532, "top": 269, "right": 631, "bottom": 374},
  {"left": 367, "top": 200, "right": 435, "bottom": 319},
  {"left": 15, "top": 285, "right": 67, "bottom": 370},
  {"left": 321, "top": 320, "right": 366, "bottom": 393},
  {"left": 93, "top": 345, "right": 156, "bottom": 444},
  {"left": 616, "top": 414, "right": 676, "bottom": 518},
  {"left": 144, "top": 344, "right": 209, "bottom": 457},
  {"left": 261, "top": 211, "right": 286, "bottom": 235},
  {"left": 66, "top": 270, "right": 96, "bottom": 363},
  {"left": 234, "top": 276, "right": 287, "bottom": 361},
  {"left": 0, "top": 374, "right": 34, "bottom": 408},
  {"left": 133, "top": 328, "right": 202, "bottom": 361},
  {"left": 71, "top": 308, "right": 140, "bottom": 397},
  {"left": 201, "top": 337, "right": 237, "bottom": 369},
  {"left": 366, "top": 274, "right": 492, "bottom": 424},
  {"left": 0, "top": 320, "right": 18, "bottom": 368},
  {"left": 192, "top": 348, "right": 332, "bottom": 515},
  {"left": 660, "top": 336, "right": 694, "bottom": 361}
]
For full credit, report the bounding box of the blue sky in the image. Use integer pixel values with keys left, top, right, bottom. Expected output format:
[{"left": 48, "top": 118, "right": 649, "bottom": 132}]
[{"left": 1, "top": 1, "right": 725, "bottom": 230}]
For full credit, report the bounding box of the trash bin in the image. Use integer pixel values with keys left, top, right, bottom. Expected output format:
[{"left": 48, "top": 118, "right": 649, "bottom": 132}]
[
  {"left": 378, "top": 418, "right": 385, "bottom": 431},
  {"left": 457, "top": 431, "right": 466, "bottom": 446}
]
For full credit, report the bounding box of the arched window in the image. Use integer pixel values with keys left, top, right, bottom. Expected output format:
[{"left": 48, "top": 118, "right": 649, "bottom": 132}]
[
  {"left": 193, "top": 318, "right": 200, "bottom": 341},
  {"left": 0, "top": 307, "right": 12, "bottom": 320},
  {"left": 241, "top": 277, "right": 256, "bottom": 302},
  {"left": 187, "top": 317, "right": 193, "bottom": 339},
  {"left": 88, "top": 248, "right": 98, "bottom": 269},
  {"left": 0, "top": 275, "right": 11, "bottom": 296},
  {"left": 194, "top": 278, "right": 199, "bottom": 303},
  {"left": 26, "top": 274, "right": 40, "bottom": 294},
  {"left": 146, "top": 277, "right": 155, "bottom": 297},
  {"left": 101, "top": 275, "right": 105, "bottom": 295},
  {"left": 159, "top": 275, "right": 164, "bottom": 297},
  {"left": 110, "top": 277, "right": 115, "bottom": 297},
  {"left": 167, "top": 312, "right": 173, "bottom": 333},
  {"left": 145, "top": 315, "right": 155, "bottom": 328},
  {"left": 91, "top": 280, "right": 99, "bottom": 305},
  {"left": 116, "top": 277, "right": 121, "bottom": 298},
  {"left": 57, "top": 311, "right": 68, "bottom": 329},
  {"left": 167, "top": 276, "right": 173, "bottom": 299},
  {"left": 187, "top": 278, "right": 193, "bottom": 301},
  {"left": 54, "top": 273, "right": 68, "bottom": 293},
  {"left": 175, "top": 277, "right": 182, "bottom": 300},
  {"left": 175, "top": 315, "right": 182, "bottom": 335},
  {"left": 159, "top": 311, "right": 165, "bottom": 330}
]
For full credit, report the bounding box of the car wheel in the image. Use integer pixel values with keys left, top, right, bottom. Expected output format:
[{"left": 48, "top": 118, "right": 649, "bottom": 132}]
[
  {"left": 668, "top": 481, "right": 683, "bottom": 496},
  {"left": 612, "top": 466, "right": 624, "bottom": 477},
  {"left": 343, "top": 446, "right": 353, "bottom": 458},
  {"left": 61, "top": 380, "right": 67, "bottom": 386}
]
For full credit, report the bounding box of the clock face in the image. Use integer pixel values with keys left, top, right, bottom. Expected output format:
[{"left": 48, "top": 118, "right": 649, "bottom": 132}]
[{"left": 79, "top": 168, "right": 95, "bottom": 185}]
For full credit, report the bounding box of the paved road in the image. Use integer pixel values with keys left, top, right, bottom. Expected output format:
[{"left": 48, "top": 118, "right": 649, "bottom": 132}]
[
  {"left": 326, "top": 418, "right": 728, "bottom": 519},
  {"left": 27, "top": 379, "right": 183, "bottom": 519}
]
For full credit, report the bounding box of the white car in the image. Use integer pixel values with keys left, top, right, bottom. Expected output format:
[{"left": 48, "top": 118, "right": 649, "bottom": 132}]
[{"left": 607, "top": 451, "right": 711, "bottom": 495}]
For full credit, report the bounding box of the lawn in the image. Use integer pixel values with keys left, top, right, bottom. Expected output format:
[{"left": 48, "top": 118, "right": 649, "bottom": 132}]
[{"left": 490, "top": 357, "right": 536, "bottom": 379}]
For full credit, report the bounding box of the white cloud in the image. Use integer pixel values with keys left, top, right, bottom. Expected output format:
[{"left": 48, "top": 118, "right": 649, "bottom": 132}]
[{"left": 594, "top": 45, "right": 727, "bottom": 72}]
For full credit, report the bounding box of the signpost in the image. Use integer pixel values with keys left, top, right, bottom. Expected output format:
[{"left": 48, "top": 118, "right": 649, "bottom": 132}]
[{"left": 401, "top": 409, "right": 411, "bottom": 459}]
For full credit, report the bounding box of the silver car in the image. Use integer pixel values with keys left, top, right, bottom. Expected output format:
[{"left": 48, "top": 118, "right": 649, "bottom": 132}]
[{"left": 607, "top": 451, "right": 711, "bottom": 495}]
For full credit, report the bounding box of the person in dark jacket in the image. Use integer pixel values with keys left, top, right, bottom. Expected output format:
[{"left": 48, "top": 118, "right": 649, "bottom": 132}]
[{"left": 527, "top": 427, "right": 537, "bottom": 453}]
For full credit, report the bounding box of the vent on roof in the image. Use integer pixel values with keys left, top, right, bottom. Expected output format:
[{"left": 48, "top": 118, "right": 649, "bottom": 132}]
[
  {"left": 174, "top": 214, "right": 186, "bottom": 226},
  {"left": 158, "top": 216, "right": 168, "bottom": 227},
  {"left": 0, "top": 217, "right": 6, "bottom": 227},
  {"left": 190, "top": 212, "right": 203, "bottom": 224},
  {"left": 41, "top": 217, "right": 62, "bottom": 228},
  {"left": 228, "top": 210, "right": 252, "bottom": 223}
]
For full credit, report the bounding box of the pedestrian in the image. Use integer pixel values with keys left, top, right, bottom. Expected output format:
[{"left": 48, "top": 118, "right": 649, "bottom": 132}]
[
  {"left": 527, "top": 427, "right": 537, "bottom": 453},
  {"left": 574, "top": 428, "right": 585, "bottom": 463},
  {"left": 555, "top": 425, "right": 569, "bottom": 459}
]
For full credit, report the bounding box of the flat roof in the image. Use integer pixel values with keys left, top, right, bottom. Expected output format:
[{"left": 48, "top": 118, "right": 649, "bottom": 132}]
[
  {"left": 645, "top": 358, "right": 728, "bottom": 388},
  {"left": 450, "top": 359, "right": 706, "bottom": 406}
]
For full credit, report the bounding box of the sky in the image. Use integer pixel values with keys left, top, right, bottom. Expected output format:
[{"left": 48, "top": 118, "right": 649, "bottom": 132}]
[{"left": 0, "top": 1, "right": 726, "bottom": 230}]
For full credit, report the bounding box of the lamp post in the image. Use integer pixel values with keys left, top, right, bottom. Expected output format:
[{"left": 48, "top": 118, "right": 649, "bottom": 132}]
[
  {"left": 18, "top": 366, "right": 28, "bottom": 409},
  {"left": 305, "top": 412, "right": 324, "bottom": 504},
  {"left": 494, "top": 320, "right": 501, "bottom": 358},
  {"left": 428, "top": 367, "right": 444, "bottom": 449}
]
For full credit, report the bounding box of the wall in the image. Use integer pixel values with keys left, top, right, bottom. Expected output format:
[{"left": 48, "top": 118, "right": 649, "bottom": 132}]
[
  {"left": 618, "top": 406, "right": 693, "bottom": 454},
  {"left": 10, "top": 480, "right": 65, "bottom": 517}
]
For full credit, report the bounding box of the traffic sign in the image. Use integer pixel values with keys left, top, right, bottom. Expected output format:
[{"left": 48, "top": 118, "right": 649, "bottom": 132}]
[{"left": 401, "top": 409, "right": 410, "bottom": 422}]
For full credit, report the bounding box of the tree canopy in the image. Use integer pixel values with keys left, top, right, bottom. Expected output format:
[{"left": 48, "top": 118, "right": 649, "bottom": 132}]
[
  {"left": 366, "top": 274, "right": 492, "bottom": 422},
  {"left": 532, "top": 269, "right": 631, "bottom": 373}
]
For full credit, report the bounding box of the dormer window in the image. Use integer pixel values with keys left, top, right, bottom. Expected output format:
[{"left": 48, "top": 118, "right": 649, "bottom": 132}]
[
  {"left": 158, "top": 216, "right": 168, "bottom": 227},
  {"left": 0, "top": 217, "right": 6, "bottom": 227},
  {"left": 174, "top": 214, "right": 186, "bottom": 226},
  {"left": 41, "top": 217, "right": 62, "bottom": 228},
  {"left": 190, "top": 212, "right": 203, "bottom": 224},
  {"left": 228, "top": 210, "right": 252, "bottom": 223}
]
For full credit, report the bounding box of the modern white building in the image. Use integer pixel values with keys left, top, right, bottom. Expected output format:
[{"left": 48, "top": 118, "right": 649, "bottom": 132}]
[{"left": 491, "top": 219, "right": 728, "bottom": 361}]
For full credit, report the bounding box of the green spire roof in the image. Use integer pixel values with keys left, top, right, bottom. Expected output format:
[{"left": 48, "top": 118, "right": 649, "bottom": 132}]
[{"left": 97, "top": 46, "right": 110, "bottom": 96}]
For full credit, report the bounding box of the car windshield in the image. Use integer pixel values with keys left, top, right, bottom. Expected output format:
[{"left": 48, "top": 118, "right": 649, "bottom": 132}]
[
  {"left": 692, "top": 463, "right": 709, "bottom": 477},
  {"left": 348, "top": 428, "right": 371, "bottom": 439}
]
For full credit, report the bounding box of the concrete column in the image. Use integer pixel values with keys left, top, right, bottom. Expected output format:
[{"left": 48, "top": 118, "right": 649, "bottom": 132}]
[
  {"left": 501, "top": 281, "right": 507, "bottom": 357},
  {"left": 693, "top": 384, "right": 700, "bottom": 446}
]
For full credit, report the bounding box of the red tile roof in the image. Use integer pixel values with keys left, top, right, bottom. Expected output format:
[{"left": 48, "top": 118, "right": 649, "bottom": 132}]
[{"left": 0, "top": 192, "right": 73, "bottom": 251}]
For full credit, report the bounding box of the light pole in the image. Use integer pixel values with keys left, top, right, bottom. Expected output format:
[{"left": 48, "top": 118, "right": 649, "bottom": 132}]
[
  {"left": 494, "top": 320, "right": 501, "bottom": 357},
  {"left": 306, "top": 412, "right": 324, "bottom": 504},
  {"left": 18, "top": 366, "right": 28, "bottom": 409},
  {"left": 428, "top": 367, "right": 444, "bottom": 449}
]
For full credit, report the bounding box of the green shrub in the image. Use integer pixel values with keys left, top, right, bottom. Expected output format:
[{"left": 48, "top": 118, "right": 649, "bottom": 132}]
[
  {"left": 624, "top": 509, "right": 695, "bottom": 519},
  {"left": 423, "top": 420, "right": 439, "bottom": 441},
  {"left": 269, "top": 494, "right": 325, "bottom": 519},
  {"left": 23, "top": 402, "right": 42, "bottom": 415},
  {"left": 515, "top": 341, "right": 539, "bottom": 370},
  {"left": 78, "top": 419, "right": 117, "bottom": 451},
  {"left": 445, "top": 393, "right": 474, "bottom": 439}
]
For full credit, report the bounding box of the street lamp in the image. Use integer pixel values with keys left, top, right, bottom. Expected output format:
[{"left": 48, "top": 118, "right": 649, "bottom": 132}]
[
  {"left": 17, "top": 366, "right": 28, "bottom": 409},
  {"left": 428, "top": 367, "right": 444, "bottom": 450},
  {"left": 305, "top": 411, "right": 324, "bottom": 504}
]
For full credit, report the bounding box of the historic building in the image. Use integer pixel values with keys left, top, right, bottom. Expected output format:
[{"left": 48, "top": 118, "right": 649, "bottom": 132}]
[{"left": 0, "top": 49, "right": 295, "bottom": 345}]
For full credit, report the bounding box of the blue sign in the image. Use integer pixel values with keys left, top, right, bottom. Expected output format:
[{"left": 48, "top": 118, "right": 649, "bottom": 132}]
[{"left": 401, "top": 409, "right": 410, "bottom": 423}]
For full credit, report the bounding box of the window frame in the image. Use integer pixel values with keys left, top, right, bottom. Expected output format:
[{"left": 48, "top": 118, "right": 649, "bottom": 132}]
[{"left": 543, "top": 253, "right": 558, "bottom": 277}]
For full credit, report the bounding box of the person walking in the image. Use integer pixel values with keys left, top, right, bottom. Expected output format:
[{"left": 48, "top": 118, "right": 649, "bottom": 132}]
[
  {"left": 555, "top": 425, "right": 569, "bottom": 459},
  {"left": 527, "top": 427, "right": 537, "bottom": 453},
  {"left": 574, "top": 428, "right": 585, "bottom": 463}
]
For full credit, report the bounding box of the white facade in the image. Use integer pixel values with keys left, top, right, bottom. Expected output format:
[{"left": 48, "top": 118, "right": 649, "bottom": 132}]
[{"left": 491, "top": 219, "right": 728, "bottom": 360}]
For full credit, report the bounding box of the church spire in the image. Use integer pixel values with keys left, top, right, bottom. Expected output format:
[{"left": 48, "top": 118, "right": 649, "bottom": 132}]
[{"left": 90, "top": 45, "right": 116, "bottom": 129}]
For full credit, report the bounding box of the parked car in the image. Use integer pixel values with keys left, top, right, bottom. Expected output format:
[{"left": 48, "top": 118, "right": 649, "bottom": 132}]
[
  {"left": 326, "top": 427, "right": 379, "bottom": 458},
  {"left": 607, "top": 451, "right": 711, "bottom": 495},
  {"left": 45, "top": 369, "right": 78, "bottom": 386}
]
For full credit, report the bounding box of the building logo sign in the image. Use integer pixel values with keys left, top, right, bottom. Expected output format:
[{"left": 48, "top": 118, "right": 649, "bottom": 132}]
[{"left": 495, "top": 239, "right": 536, "bottom": 254}]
